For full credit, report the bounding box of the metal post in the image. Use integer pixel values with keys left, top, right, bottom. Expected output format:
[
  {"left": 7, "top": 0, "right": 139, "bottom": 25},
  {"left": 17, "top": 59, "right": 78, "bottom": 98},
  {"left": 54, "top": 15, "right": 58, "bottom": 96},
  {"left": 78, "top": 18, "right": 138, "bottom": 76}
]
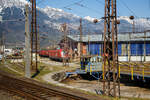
[
  {"left": 31, "top": 0, "right": 34, "bottom": 70},
  {"left": 30, "top": 0, "right": 38, "bottom": 72},
  {"left": 144, "top": 31, "right": 146, "bottom": 62},
  {"left": 62, "top": 23, "right": 69, "bottom": 67},
  {"left": 129, "top": 16, "right": 134, "bottom": 62},
  {"left": 34, "top": 0, "right": 38, "bottom": 72},
  {"left": 88, "top": 35, "right": 90, "bottom": 55},
  {"left": 103, "top": 0, "right": 120, "bottom": 97},
  {"left": 2, "top": 32, "right": 5, "bottom": 63},
  {"left": 1, "top": 31, "right": 5, "bottom": 63},
  {"left": 114, "top": 0, "right": 120, "bottom": 96},
  {"left": 0, "top": 17, "right": 5, "bottom": 63},
  {"left": 25, "top": 4, "right": 31, "bottom": 78},
  {"left": 128, "top": 33, "right": 131, "bottom": 62},
  {"left": 79, "top": 18, "right": 83, "bottom": 58}
]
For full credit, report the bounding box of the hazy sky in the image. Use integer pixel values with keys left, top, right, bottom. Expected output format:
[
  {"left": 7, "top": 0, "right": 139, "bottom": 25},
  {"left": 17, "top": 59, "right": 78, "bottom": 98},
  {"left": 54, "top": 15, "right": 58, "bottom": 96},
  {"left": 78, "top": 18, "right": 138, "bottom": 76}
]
[{"left": 36, "top": 0, "right": 150, "bottom": 18}]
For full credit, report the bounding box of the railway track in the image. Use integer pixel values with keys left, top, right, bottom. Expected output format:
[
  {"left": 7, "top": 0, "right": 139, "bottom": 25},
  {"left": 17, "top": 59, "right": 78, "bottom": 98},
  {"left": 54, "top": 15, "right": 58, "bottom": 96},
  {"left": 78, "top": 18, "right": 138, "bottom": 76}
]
[{"left": 0, "top": 70, "right": 104, "bottom": 100}]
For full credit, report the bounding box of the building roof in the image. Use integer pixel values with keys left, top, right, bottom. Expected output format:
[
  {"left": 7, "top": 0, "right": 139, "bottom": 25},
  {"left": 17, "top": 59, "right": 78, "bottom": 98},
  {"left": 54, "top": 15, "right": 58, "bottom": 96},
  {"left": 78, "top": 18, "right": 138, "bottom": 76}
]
[{"left": 67, "top": 32, "right": 150, "bottom": 42}]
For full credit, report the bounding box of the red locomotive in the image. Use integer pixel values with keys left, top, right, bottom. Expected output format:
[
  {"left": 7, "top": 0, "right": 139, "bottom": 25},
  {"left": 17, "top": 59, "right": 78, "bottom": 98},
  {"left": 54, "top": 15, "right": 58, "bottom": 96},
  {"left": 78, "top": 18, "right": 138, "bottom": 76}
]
[
  {"left": 39, "top": 50, "right": 49, "bottom": 57},
  {"left": 39, "top": 49, "right": 69, "bottom": 61}
]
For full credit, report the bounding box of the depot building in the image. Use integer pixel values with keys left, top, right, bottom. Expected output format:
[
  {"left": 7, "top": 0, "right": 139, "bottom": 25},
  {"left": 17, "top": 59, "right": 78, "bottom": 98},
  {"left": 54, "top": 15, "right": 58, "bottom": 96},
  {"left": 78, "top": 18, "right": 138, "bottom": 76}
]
[{"left": 60, "top": 32, "right": 150, "bottom": 62}]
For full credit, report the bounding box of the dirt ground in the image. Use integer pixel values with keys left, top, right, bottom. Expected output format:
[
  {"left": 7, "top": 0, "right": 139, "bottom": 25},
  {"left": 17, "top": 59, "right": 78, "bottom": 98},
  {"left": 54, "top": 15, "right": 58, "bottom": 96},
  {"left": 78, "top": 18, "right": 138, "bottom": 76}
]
[
  {"left": 62, "top": 77, "right": 150, "bottom": 99},
  {"left": 0, "top": 90, "right": 24, "bottom": 100},
  {"left": 40, "top": 57, "right": 150, "bottom": 99}
]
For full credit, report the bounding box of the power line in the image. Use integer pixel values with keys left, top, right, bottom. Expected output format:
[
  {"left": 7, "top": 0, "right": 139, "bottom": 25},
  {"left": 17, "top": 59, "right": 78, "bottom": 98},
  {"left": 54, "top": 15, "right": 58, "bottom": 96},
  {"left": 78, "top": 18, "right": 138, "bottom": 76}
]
[
  {"left": 74, "top": 2, "right": 103, "bottom": 15},
  {"left": 37, "top": 0, "right": 47, "bottom": 6},
  {"left": 116, "top": 1, "right": 122, "bottom": 16},
  {"left": 63, "top": 0, "right": 83, "bottom": 14},
  {"left": 63, "top": 0, "right": 104, "bottom": 17},
  {"left": 119, "top": 0, "right": 137, "bottom": 17},
  {"left": 95, "top": 0, "right": 105, "bottom": 5},
  {"left": 149, "top": 0, "right": 150, "bottom": 8},
  {"left": 62, "top": 0, "right": 87, "bottom": 16},
  {"left": 34, "top": 0, "right": 104, "bottom": 18},
  {"left": 63, "top": 0, "right": 84, "bottom": 8}
]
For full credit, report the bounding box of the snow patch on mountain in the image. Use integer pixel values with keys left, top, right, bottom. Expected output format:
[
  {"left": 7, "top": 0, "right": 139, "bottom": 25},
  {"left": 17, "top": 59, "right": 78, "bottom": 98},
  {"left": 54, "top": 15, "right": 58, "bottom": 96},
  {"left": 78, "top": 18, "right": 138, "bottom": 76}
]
[
  {"left": 0, "top": 0, "right": 28, "bottom": 8},
  {"left": 118, "top": 16, "right": 133, "bottom": 24},
  {"left": 135, "top": 18, "right": 150, "bottom": 28},
  {"left": 0, "top": 0, "right": 29, "bottom": 15},
  {"left": 43, "top": 6, "right": 63, "bottom": 13},
  {"left": 0, "top": 0, "right": 150, "bottom": 36},
  {"left": 84, "top": 16, "right": 96, "bottom": 22},
  {"left": 42, "top": 6, "right": 80, "bottom": 20}
]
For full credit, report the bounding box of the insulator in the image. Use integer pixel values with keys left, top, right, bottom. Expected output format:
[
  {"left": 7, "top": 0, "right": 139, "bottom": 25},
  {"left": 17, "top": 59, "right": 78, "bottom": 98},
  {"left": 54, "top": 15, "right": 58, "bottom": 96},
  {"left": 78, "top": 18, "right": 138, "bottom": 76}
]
[
  {"left": 129, "top": 16, "right": 134, "bottom": 20},
  {"left": 93, "top": 19, "right": 98, "bottom": 23},
  {"left": 117, "top": 20, "right": 120, "bottom": 24}
]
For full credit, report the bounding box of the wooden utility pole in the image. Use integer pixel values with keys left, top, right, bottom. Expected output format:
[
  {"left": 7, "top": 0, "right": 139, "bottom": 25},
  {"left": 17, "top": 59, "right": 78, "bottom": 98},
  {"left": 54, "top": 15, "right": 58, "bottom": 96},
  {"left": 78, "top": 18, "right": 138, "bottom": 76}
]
[
  {"left": 103, "top": 0, "right": 120, "bottom": 97},
  {"left": 25, "top": 4, "right": 31, "bottom": 78}
]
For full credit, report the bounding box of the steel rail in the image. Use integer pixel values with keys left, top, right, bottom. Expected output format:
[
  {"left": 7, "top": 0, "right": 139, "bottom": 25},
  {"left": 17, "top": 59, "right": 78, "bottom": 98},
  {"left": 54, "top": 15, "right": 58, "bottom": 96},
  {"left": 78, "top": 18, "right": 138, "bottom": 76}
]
[{"left": 0, "top": 70, "right": 104, "bottom": 100}]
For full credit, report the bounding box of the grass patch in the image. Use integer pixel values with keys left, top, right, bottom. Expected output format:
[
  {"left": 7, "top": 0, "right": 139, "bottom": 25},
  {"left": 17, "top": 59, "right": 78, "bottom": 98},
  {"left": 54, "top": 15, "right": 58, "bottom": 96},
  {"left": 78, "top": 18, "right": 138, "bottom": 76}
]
[
  {"left": 0, "top": 59, "right": 66, "bottom": 80},
  {"left": 121, "top": 97, "right": 150, "bottom": 100},
  {"left": 0, "top": 63, "right": 21, "bottom": 76},
  {"left": 33, "top": 62, "right": 65, "bottom": 81}
]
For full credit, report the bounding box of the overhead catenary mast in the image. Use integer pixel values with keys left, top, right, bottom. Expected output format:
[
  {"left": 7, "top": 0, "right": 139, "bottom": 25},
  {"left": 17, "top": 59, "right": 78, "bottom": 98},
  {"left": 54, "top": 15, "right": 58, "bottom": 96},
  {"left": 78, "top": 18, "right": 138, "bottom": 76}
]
[
  {"left": 79, "top": 18, "right": 83, "bottom": 58},
  {"left": 25, "top": 4, "right": 31, "bottom": 78},
  {"left": 103, "top": 0, "right": 120, "bottom": 97},
  {"left": 61, "top": 23, "right": 69, "bottom": 67},
  {"left": 30, "top": 0, "right": 38, "bottom": 72}
]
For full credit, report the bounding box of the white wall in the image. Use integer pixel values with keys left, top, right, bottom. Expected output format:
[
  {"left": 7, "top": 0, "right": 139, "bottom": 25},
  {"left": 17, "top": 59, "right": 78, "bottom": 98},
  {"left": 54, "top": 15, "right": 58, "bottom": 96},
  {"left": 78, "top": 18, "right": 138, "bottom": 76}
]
[{"left": 119, "top": 56, "right": 150, "bottom": 62}]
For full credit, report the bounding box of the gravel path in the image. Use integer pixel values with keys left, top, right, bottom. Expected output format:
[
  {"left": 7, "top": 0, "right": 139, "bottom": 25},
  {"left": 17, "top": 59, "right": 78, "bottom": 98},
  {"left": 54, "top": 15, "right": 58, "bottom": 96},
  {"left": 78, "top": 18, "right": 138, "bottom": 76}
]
[{"left": 41, "top": 58, "right": 90, "bottom": 92}]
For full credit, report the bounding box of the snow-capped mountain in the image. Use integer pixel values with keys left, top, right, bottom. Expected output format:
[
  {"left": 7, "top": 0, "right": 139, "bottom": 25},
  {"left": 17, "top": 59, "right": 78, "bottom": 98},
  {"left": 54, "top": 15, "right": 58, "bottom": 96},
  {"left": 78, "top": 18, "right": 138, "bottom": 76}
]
[
  {"left": 0, "top": 0, "right": 28, "bottom": 12},
  {"left": 118, "top": 16, "right": 150, "bottom": 32},
  {"left": 84, "top": 16, "right": 96, "bottom": 22},
  {"left": 0, "top": 0, "right": 103, "bottom": 47},
  {"left": 0, "top": 0, "right": 149, "bottom": 47},
  {"left": 118, "top": 16, "right": 150, "bottom": 27}
]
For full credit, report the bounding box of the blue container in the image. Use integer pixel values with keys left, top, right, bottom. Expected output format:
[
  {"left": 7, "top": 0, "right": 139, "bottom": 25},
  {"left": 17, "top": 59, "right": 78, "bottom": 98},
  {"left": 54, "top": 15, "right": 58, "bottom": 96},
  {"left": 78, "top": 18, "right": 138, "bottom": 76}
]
[
  {"left": 130, "top": 44, "right": 137, "bottom": 56},
  {"left": 88, "top": 44, "right": 101, "bottom": 55},
  {"left": 136, "top": 43, "right": 143, "bottom": 55},
  {"left": 146, "top": 44, "right": 150, "bottom": 55},
  {"left": 130, "top": 43, "right": 144, "bottom": 56},
  {"left": 118, "top": 43, "right": 122, "bottom": 56}
]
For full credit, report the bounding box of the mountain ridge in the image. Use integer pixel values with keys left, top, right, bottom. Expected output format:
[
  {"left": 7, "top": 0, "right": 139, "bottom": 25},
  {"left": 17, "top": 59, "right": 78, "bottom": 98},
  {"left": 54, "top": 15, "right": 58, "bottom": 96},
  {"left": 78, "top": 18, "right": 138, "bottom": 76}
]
[{"left": 0, "top": 0, "right": 149, "bottom": 47}]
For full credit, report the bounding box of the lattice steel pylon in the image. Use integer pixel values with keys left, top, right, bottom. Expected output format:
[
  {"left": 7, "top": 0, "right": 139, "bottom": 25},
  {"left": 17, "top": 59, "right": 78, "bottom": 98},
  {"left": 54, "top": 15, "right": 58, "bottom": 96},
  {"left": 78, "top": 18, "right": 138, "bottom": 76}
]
[
  {"left": 79, "top": 18, "right": 83, "bottom": 58},
  {"left": 30, "top": 0, "right": 38, "bottom": 72},
  {"left": 103, "top": 0, "right": 120, "bottom": 97},
  {"left": 61, "top": 23, "right": 69, "bottom": 67}
]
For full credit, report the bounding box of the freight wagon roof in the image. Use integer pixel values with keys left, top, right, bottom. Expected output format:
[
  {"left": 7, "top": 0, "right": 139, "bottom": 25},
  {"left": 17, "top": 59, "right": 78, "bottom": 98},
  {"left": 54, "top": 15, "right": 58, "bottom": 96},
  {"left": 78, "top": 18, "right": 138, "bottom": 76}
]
[{"left": 67, "top": 32, "right": 150, "bottom": 42}]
